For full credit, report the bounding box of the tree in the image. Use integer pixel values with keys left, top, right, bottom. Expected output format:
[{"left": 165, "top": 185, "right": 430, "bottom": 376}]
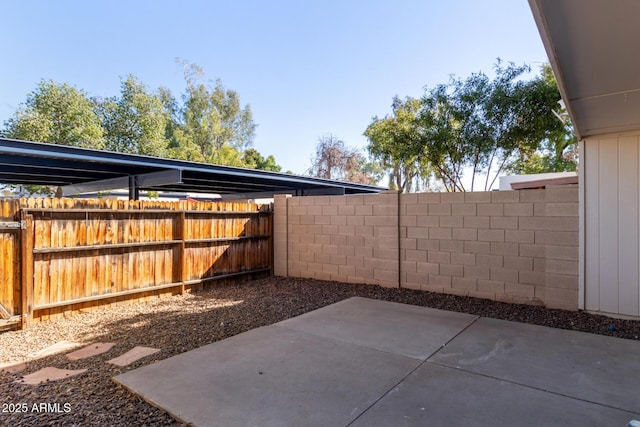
[
  {"left": 94, "top": 75, "right": 170, "bottom": 157},
  {"left": 417, "top": 61, "right": 570, "bottom": 191},
  {"left": 365, "top": 62, "right": 574, "bottom": 192},
  {"left": 241, "top": 148, "right": 282, "bottom": 172},
  {"left": 1, "top": 63, "right": 285, "bottom": 193},
  {"left": 2, "top": 80, "right": 104, "bottom": 148},
  {"left": 158, "top": 85, "right": 182, "bottom": 151},
  {"left": 365, "top": 97, "right": 437, "bottom": 192},
  {"left": 506, "top": 64, "right": 577, "bottom": 174},
  {"left": 170, "top": 62, "right": 256, "bottom": 165},
  {"left": 308, "top": 134, "right": 381, "bottom": 184}
]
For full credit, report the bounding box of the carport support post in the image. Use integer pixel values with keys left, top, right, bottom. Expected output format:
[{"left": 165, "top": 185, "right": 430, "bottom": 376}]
[{"left": 128, "top": 176, "right": 139, "bottom": 201}]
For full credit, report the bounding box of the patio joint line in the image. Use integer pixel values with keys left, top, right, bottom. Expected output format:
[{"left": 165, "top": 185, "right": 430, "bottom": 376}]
[
  {"left": 426, "top": 360, "right": 640, "bottom": 417},
  {"left": 346, "top": 316, "right": 481, "bottom": 427},
  {"left": 425, "top": 315, "right": 481, "bottom": 361}
]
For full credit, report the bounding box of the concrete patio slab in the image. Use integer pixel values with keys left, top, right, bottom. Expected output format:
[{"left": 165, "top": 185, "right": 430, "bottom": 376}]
[
  {"left": 66, "top": 342, "right": 115, "bottom": 360},
  {"left": 19, "top": 367, "right": 87, "bottom": 385},
  {"left": 351, "top": 363, "right": 639, "bottom": 427},
  {"left": 107, "top": 346, "right": 160, "bottom": 367},
  {"left": 115, "top": 324, "right": 420, "bottom": 427},
  {"left": 115, "top": 297, "right": 640, "bottom": 427},
  {"left": 430, "top": 317, "right": 640, "bottom": 414},
  {"left": 280, "top": 297, "right": 478, "bottom": 360}
]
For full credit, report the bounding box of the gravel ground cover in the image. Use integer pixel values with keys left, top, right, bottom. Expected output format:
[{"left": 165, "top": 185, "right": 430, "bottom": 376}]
[{"left": 1, "top": 276, "right": 639, "bottom": 426}]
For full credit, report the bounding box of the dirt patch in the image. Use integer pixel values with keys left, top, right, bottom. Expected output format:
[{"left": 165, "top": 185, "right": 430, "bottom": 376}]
[{"left": 1, "top": 277, "right": 638, "bottom": 426}]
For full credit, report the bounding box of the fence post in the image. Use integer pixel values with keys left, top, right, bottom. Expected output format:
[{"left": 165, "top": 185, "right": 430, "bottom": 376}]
[
  {"left": 269, "top": 204, "right": 274, "bottom": 276},
  {"left": 273, "top": 194, "right": 291, "bottom": 277},
  {"left": 20, "top": 212, "right": 34, "bottom": 329},
  {"left": 178, "top": 210, "right": 186, "bottom": 294}
]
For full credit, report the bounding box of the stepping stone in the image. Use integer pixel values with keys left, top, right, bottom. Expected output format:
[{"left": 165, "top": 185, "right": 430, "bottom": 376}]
[
  {"left": 19, "top": 367, "right": 87, "bottom": 385},
  {"left": 28, "top": 341, "right": 82, "bottom": 359},
  {"left": 107, "top": 346, "right": 160, "bottom": 367},
  {"left": 0, "top": 361, "right": 27, "bottom": 374},
  {"left": 66, "top": 343, "right": 115, "bottom": 361}
]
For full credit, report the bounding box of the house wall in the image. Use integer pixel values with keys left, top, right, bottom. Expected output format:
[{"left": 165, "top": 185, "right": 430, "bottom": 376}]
[
  {"left": 584, "top": 132, "right": 640, "bottom": 317},
  {"left": 274, "top": 187, "right": 579, "bottom": 310}
]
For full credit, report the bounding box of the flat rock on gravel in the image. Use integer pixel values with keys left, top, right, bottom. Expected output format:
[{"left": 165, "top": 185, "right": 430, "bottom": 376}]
[
  {"left": 27, "top": 340, "right": 82, "bottom": 360},
  {"left": 108, "top": 346, "right": 161, "bottom": 367},
  {"left": 19, "top": 367, "right": 88, "bottom": 385},
  {"left": 66, "top": 342, "right": 116, "bottom": 361}
]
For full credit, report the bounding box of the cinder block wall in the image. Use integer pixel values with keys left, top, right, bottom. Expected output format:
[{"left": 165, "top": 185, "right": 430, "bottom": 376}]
[
  {"left": 274, "top": 192, "right": 400, "bottom": 287},
  {"left": 274, "top": 185, "right": 579, "bottom": 310}
]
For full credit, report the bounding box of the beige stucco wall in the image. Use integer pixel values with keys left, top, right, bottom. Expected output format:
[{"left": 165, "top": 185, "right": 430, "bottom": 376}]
[{"left": 274, "top": 186, "right": 579, "bottom": 310}]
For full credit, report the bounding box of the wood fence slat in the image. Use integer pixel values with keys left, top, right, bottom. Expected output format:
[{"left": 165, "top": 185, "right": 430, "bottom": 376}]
[
  {"left": 20, "top": 213, "right": 34, "bottom": 328},
  {"left": 1, "top": 234, "right": 10, "bottom": 315},
  {"left": 178, "top": 211, "right": 186, "bottom": 294},
  {"left": 1, "top": 198, "right": 272, "bottom": 326}
]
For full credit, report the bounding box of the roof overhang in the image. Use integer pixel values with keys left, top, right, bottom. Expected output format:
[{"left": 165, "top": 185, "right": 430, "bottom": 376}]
[
  {"left": 0, "top": 138, "right": 386, "bottom": 198},
  {"left": 529, "top": 0, "right": 640, "bottom": 139}
]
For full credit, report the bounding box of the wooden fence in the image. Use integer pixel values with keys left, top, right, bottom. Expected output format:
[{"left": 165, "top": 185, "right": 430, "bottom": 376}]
[
  {"left": 0, "top": 200, "right": 21, "bottom": 325},
  {"left": 0, "top": 198, "right": 273, "bottom": 328}
]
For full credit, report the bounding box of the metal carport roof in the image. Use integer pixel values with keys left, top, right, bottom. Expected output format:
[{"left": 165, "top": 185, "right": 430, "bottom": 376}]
[{"left": 0, "top": 138, "right": 386, "bottom": 199}]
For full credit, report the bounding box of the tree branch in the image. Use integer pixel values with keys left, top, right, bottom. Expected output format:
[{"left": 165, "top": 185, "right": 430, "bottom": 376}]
[{"left": 488, "top": 149, "right": 513, "bottom": 190}]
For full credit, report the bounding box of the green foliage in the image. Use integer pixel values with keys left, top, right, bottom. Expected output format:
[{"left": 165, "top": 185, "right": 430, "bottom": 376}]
[
  {"left": 308, "top": 134, "right": 381, "bottom": 185},
  {"left": 2, "top": 80, "right": 104, "bottom": 148},
  {"left": 170, "top": 61, "right": 256, "bottom": 165},
  {"left": 241, "top": 148, "right": 282, "bottom": 172},
  {"left": 1, "top": 64, "right": 285, "bottom": 193},
  {"left": 505, "top": 64, "right": 577, "bottom": 175},
  {"left": 95, "top": 75, "right": 170, "bottom": 157},
  {"left": 420, "top": 62, "right": 561, "bottom": 191},
  {"left": 25, "top": 185, "right": 55, "bottom": 196},
  {"left": 366, "top": 61, "right": 575, "bottom": 192},
  {"left": 365, "top": 97, "right": 437, "bottom": 192}
]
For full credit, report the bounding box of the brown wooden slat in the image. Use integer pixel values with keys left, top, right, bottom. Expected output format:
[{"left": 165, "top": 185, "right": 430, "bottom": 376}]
[
  {"left": 32, "top": 240, "right": 183, "bottom": 254},
  {"left": 3, "top": 198, "right": 273, "bottom": 326},
  {"left": 20, "top": 213, "right": 34, "bottom": 328}
]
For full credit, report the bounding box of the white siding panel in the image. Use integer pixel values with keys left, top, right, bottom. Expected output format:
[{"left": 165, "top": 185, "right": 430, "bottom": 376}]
[
  {"left": 585, "top": 133, "right": 640, "bottom": 317},
  {"left": 618, "top": 136, "right": 639, "bottom": 316},
  {"left": 585, "top": 139, "right": 600, "bottom": 311},
  {"left": 598, "top": 138, "right": 619, "bottom": 314}
]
